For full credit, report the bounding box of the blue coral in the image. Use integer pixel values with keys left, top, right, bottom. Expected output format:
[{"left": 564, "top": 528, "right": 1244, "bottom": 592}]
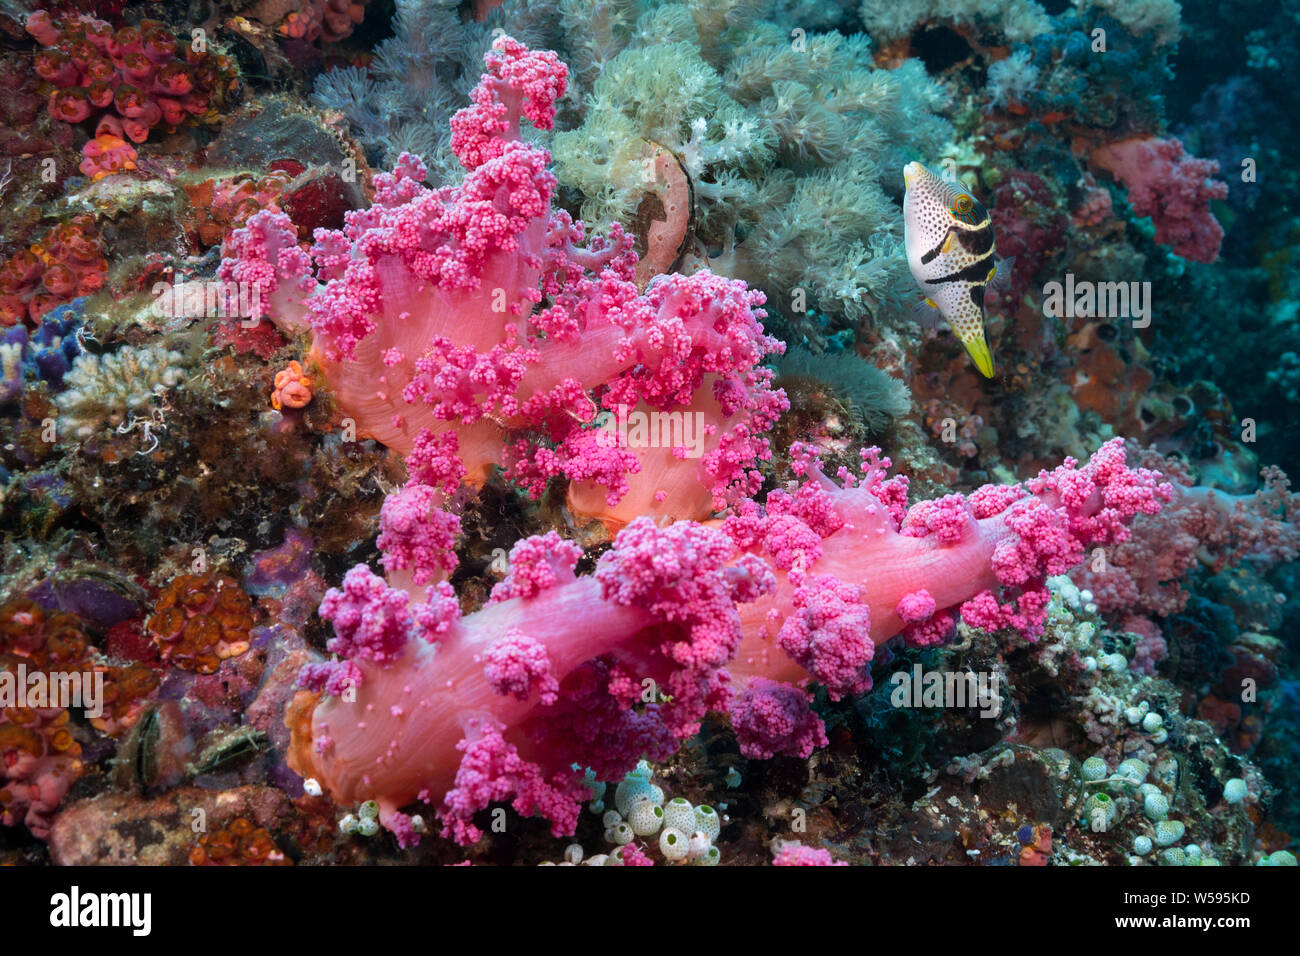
[{"left": 0, "top": 298, "right": 84, "bottom": 404}]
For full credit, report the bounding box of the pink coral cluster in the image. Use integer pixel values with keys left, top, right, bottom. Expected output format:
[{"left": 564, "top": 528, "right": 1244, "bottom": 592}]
[
  {"left": 989, "top": 169, "right": 1068, "bottom": 311},
  {"left": 1073, "top": 457, "right": 1299, "bottom": 621},
  {"left": 0, "top": 214, "right": 107, "bottom": 327},
  {"left": 25, "top": 10, "right": 230, "bottom": 178},
  {"left": 286, "top": 435, "right": 1171, "bottom": 844},
  {"left": 1091, "top": 137, "right": 1229, "bottom": 264},
  {"left": 0, "top": 706, "right": 83, "bottom": 840},
  {"left": 772, "top": 843, "right": 848, "bottom": 866},
  {"left": 249, "top": 0, "right": 372, "bottom": 44},
  {"left": 274, "top": 39, "right": 1178, "bottom": 850},
  {"left": 219, "top": 36, "right": 787, "bottom": 531}
]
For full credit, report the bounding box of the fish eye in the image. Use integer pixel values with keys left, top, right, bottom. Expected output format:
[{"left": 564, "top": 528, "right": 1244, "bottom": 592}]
[{"left": 951, "top": 194, "right": 972, "bottom": 214}]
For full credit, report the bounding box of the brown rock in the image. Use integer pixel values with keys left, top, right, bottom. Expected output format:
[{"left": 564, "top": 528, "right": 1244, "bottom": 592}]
[{"left": 49, "top": 785, "right": 294, "bottom": 865}]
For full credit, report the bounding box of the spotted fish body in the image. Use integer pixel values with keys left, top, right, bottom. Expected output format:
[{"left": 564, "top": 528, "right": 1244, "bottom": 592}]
[{"left": 903, "top": 162, "right": 999, "bottom": 378}]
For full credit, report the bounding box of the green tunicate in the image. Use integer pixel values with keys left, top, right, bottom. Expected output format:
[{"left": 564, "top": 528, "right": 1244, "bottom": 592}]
[
  {"left": 1259, "top": 850, "right": 1297, "bottom": 866},
  {"left": 1154, "top": 820, "right": 1185, "bottom": 847},
  {"left": 1083, "top": 792, "right": 1118, "bottom": 831},
  {"left": 1143, "top": 793, "right": 1170, "bottom": 821},
  {"left": 1116, "top": 758, "right": 1149, "bottom": 784},
  {"left": 1081, "top": 756, "right": 1107, "bottom": 781}
]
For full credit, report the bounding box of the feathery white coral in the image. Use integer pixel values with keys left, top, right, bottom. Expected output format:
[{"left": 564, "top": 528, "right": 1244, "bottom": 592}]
[
  {"left": 56, "top": 345, "right": 186, "bottom": 440},
  {"left": 987, "top": 49, "right": 1040, "bottom": 109},
  {"left": 858, "top": 0, "right": 1051, "bottom": 44}
]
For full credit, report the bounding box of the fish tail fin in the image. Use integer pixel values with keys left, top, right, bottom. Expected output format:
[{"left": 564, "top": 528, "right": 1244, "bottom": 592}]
[{"left": 963, "top": 334, "right": 996, "bottom": 378}]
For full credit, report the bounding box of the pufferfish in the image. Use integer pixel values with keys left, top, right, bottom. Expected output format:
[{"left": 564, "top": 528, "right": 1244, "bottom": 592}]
[{"left": 903, "top": 161, "right": 1009, "bottom": 378}]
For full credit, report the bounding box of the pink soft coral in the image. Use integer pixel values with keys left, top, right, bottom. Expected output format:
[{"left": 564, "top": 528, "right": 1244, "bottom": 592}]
[
  {"left": 1073, "top": 453, "right": 1299, "bottom": 620},
  {"left": 219, "top": 36, "right": 785, "bottom": 530},
  {"left": 286, "top": 439, "right": 1172, "bottom": 845},
  {"left": 1091, "top": 137, "right": 1228, "bottom": 263}
]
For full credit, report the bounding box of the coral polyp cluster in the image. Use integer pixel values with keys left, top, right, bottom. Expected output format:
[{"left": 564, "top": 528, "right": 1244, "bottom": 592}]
[
  {"left": 146, "top": 574, "right": 255, "bottom": 674},
  {"left": 26, "top": 11, "right": 235, "bottom": 177},
  {"left": 188, "top": 816, "right": 292, "bottom": 865},
  {"left": 0, "top": 216, "right": 106, "bottom": 327}
]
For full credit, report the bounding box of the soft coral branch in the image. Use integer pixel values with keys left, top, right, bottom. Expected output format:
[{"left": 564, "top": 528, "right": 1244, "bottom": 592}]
[{"left": 287, "top": 438, "right": 1172, "bottom": 843}]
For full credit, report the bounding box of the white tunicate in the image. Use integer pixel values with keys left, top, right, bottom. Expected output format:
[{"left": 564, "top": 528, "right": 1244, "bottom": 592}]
[
  {"left": 688, "top": 831, "right": 712, "bottom": 860},
  {"left": 1117, "top": 758, "right": 1149, "bottom": 784},
  {"left": 663, "top": 797, "right": 695, "bottom": 832},
  {"left": 304, "top": 778, "right": 323, "bottom": 797},
  {"left": 1143, "top": 793, "right": 1169, "bottom": 821},
  {"left": 1102, "top": 652, "right": 1127, "bottom": 671},
  {"left": 357, "top": 816, "right": 380, "bottom": 837},
  {"left": 695, "top": 845, "right": 721, "bottom": 866},
  {"left": 1133, "top": 835, "right": 1152, "bottom": 855},
  {"left": 1223, "top": 778, "right": 1247, "bottom": 804},
  {"left": 610, "top": 821, "right": 634, "bottom": 845},
  {"left": 694, "top": 804, "right": 721, "bottom": 842},
  {"left": 628, "top": 800, "right": 665, "bottom": 836},
  {"left": 1154, "top": 820, "right": 1185, "bottom": 847},
  {"left": 602, "top": 809, "right": 623, "bottom": 829},
  {"left": 563, "top": 844, "right": 584, "bottom": 864},
  {"left": 614, "top": 778, "right": 654, "bottom": 816},
  {"left": 338, "top": 813, "right": 358, "bottom": 835},
  {"left": 1081, "top": 756, "right": 1107, "bottom": 781},
  {"left": 659, "top": 827, "right": 688, "bottom": 861},
  {"left": 1142, "top": 712, "right": 1163, "bottom": 733}
]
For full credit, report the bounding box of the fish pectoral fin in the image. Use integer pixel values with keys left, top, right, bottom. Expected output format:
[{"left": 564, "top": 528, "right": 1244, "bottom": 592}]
[
  {"left": 911, "top": 297, "right": 946, "bottom": 330},
  {"left": 989, "top": 256, "right": 1016, "bottom": 290},
  {"left": 941, "top": 232, "right": 957, "bottom": 254}
]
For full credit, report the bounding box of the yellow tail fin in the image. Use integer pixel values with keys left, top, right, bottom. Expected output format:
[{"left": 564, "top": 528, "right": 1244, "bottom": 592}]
[{"left": 963, "top": 335, "right": 995, "bottom": 378}]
